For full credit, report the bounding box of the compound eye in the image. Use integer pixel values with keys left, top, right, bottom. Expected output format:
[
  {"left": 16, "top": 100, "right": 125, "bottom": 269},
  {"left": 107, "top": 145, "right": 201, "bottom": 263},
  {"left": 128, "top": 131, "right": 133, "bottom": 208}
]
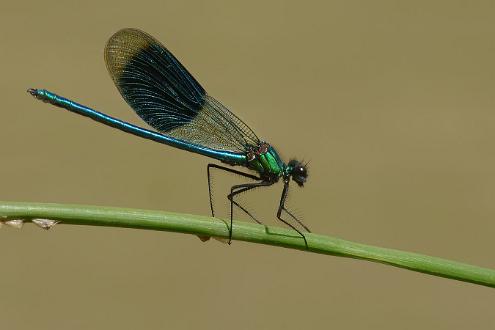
[
  {"left": 291, "top": 164, "right": 308, "bottom": 187},
  {"left": 297, "top": 166, "right": 306, "bottom": 175}
]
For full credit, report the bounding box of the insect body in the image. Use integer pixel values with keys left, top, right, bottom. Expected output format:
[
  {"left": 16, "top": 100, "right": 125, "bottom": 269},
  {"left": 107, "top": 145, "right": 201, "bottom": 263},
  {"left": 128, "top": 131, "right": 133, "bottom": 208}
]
[{"left": 29, "top": 28, "right": 310, "bottom": 245}]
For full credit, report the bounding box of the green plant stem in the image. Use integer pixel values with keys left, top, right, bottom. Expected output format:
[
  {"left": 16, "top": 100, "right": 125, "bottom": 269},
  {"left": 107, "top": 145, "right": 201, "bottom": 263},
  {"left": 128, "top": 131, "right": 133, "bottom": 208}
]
[{"left": 1, "top": 201, "right": 493, "bottom": 288}]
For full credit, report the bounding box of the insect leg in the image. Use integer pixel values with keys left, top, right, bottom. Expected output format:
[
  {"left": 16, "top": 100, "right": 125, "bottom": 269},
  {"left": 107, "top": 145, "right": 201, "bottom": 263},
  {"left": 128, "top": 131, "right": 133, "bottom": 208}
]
[
  {"left": 206, "top": 163, "right": 259, "bottom": 217},
  {"left": 276, "top": 181, "right": 309, "bottom": 247},
  {"left": 227, "top": 180, "right": 273, "bottom": 244}
]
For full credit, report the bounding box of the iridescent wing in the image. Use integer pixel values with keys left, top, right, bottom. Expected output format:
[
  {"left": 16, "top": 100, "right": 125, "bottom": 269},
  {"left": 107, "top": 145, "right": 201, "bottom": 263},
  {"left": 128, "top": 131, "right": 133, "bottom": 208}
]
[{"left": 104, "top": 28, "right": 259, "bottom": 153}]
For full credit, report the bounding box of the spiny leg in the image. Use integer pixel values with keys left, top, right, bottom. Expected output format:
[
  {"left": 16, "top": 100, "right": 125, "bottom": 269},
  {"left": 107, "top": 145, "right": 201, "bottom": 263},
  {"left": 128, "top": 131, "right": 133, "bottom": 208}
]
[
  {"left": 227, "top": 184, "right": 271, "bottom": 224},
  {"left": 207, "top": 163, "right": 259, "bottom": 217},
  {"left": 281, "top": 207, "right": 311, "bottom": 232},
  {"left": 228, "top": 188, "right": 262, "bottom": 224},
  {"left": 276, "top": 181, "right": 310, "bottom": 247},
  {"left": 228, "top": 181, "right": 274, "bottom": 244}
]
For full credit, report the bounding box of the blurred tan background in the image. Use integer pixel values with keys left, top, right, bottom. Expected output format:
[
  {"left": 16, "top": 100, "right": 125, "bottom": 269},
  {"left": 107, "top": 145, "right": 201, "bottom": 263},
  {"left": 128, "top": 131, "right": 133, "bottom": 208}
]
[{"left": 1, "top": 1, "right": 494, "bottom": 329}]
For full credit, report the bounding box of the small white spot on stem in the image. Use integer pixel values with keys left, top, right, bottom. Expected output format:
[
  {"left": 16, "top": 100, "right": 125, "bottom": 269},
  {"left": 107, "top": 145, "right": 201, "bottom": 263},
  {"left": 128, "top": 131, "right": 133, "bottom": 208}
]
[
  {"left": 5, "top": 219, "right": 24, "bottom": 229},
  {"left": 32, "top": 219, "right": 59, "bottom": 230}
]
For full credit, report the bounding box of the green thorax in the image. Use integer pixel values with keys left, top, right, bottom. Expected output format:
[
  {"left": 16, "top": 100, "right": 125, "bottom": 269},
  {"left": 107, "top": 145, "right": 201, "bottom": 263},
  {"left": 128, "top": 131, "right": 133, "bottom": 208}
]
[{"left": 246, "top": 142, "right": 285, "bottom": 180}]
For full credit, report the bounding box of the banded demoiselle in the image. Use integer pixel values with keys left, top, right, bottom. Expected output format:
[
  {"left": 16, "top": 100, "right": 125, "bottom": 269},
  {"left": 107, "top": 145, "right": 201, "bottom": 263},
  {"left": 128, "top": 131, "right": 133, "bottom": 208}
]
[{"left": 28, "top": 28, "right": 310, "bottom": 245}]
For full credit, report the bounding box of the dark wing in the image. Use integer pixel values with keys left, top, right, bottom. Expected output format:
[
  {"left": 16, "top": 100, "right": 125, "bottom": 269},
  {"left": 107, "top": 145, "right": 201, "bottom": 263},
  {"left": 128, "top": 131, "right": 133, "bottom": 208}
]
[{"left": 104, "top": 28, "right": 259, "bottom": 152}]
